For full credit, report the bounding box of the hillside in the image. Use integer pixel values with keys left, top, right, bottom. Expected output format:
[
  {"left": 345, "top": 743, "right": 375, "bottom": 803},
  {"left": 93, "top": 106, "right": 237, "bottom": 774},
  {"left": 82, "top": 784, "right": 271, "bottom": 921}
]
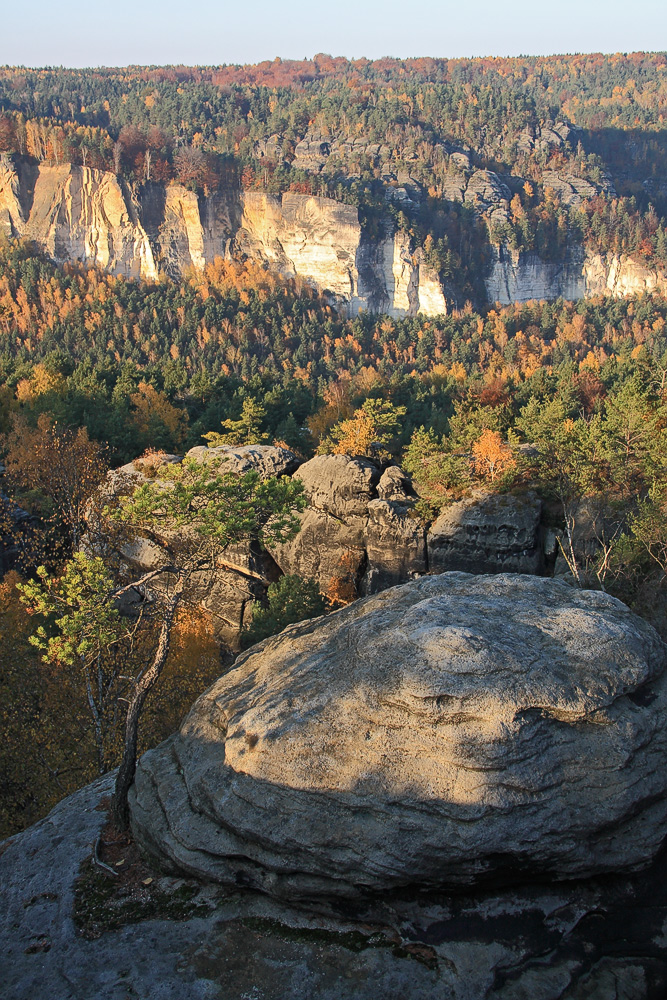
[{"left": 1, "top": 55, "right": 667, "bottom": 309}]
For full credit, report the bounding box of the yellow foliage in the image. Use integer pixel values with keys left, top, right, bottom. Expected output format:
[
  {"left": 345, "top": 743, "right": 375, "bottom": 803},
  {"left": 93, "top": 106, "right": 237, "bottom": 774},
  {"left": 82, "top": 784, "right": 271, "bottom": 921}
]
[
  {"left": 580, "top": 350, "right": 600, "bottom": 371},
  {"left": 129, "top": 382, "right": 188, "bottom": 445},
  {"left": 330, "top": 413, "right": 376, "bottom": 456},
  {"left": 15, "top": 364, "right": 65, "bottom": 403}
]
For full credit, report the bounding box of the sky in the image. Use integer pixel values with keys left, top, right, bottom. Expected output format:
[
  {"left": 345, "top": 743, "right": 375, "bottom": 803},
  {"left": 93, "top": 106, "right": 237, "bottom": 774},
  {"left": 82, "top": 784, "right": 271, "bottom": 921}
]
[{"left": 1, "top": 0, "right": 666, "bottom": 68}]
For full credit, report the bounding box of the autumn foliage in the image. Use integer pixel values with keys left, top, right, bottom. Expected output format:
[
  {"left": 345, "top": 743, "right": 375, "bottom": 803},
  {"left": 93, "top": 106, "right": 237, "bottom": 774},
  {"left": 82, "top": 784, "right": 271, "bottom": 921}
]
[{"left": 472, "top": 430, "right": 516, "bottom": 482}]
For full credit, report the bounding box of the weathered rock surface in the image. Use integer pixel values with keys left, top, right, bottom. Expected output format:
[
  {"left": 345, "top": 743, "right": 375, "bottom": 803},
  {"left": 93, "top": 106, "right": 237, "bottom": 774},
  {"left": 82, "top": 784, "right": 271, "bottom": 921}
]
[
  {"left": 269, "top": 454, "right": 377, "bottom": 597},
  {"left": 0, "top": 156, "right": 448, "bottom": 317},
  {"left": 486, "top": 246, "right": 589, "bottom": 303},
  {"left": 236, "top": 192, "right": 448, "bottom": 317},
  {"left": 364, "top": 498, "right": 426, "bottom": 592},
  {"left": 269, "top": 455, "right": 426, "bottom": 597},
  {"left": 185, "top": 443, "right": 300, "bottom": 478},
  {"left": 100, "top": 447, "right": 296, "bottom": 646},
  {"left": 584, "top": 252, "right": 667, "bottom": 298},
  {"left": 130, "top": 573, "right": 667, "bottom": 902},
  {"left": 427, "top": 491, "right": 543, "bottom": 575},
  {"left": 516, "top": 120, "right": 581, "bottom": 155},
  {"left": 487, "top": 245, "right": 667, "bottom": 304},
  {"left": 5, "top": 772, "right": 667, "bottom": 999},
  {"left": 293, "top": 453, "right": 380, "bottom": 517},
  {"left": 0, "top": 157, "right": 158, "bottom": 279}
]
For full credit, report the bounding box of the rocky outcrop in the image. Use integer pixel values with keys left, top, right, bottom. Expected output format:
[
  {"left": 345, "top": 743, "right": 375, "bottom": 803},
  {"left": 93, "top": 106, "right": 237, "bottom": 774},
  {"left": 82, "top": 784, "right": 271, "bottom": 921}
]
[
  {"left": 486, "top": 246, "right": 588, "bottom": 303},
  {"left": 235, "top": 193, "right": 447, "bottom": 316},
  {"left": 0, "top": 156, "right": 446, "bottom": 317},
  {"left": 99, "top": 445, "right": 297, "bottom": 646},
  {"left": 584, "top": 252, "right": 667, "bottom": 298},
  {"left": 3, "top": 154, "right": 666, "bottom": 312},
  {"left": 427, "top": 490, "right": 543, "bottom": 575},
  {"left": 0, "top": 156, "right": 157, "bottom": 279},
  {"left": 268, "top": 455, "right": 374, "bottom": 597},
  {"left": 8, "top": 767, "right": 667, "bottom": 1000},
  {"left": 541, "top": 170, "right": 600, "bottom": 208},
  {"left": 487, "top": 245, "right": 667, "bottom": 304},
  {"left": 269, "top": 455, "right": 426, "bottom": 598},
  {"left": 185, "top": 443, "right": 300, "bottom": 479},
  {"left": 516, "top": 120, "right": 582, "bottom": 155},
  {"left": 236, "top": 191, "right": 362, "bottom": 303},
  {"left": 130, "top": 572, "right": 667, "bottom": 901},
  {"left": 96, "top": 449, "right": 554, "bottom": 641}
]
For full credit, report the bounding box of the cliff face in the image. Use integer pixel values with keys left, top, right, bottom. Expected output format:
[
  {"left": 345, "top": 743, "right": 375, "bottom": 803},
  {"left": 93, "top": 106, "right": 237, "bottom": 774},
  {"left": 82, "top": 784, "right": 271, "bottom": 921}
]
[
  {"left": 0, "top": 157, "right": 445, "bottom": 317},
  {"left": 487, "top": 245, "right": 667, "bottom": 304},
  {"left": 1, "top": 156, "right": 665, "bottom": 314},
  {"left": 234, "top": 192, "right": 447, "bottom": 316},
  {"left": 0, "top": 157, "right": 157, "bottom": 280}
]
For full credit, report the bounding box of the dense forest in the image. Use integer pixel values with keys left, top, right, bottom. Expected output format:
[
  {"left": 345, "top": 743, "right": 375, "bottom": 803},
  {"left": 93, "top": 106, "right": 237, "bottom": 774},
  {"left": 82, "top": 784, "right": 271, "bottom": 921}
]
[
  {"left": 0, "top": 237, "right": 665, "bottom": 462},
  {"left": 1, "top": 236, "right": 667, "bottom": 836}
]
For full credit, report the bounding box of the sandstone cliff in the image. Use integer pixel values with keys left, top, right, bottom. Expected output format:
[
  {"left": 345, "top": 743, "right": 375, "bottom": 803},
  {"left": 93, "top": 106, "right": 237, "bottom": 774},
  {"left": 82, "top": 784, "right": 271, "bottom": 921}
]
[
  {"left": 0, "top": 156, "right": 446, "bottom": 317},
  {"left": 0, "top": 156, "right": 157, "bottom": 280},
  {"left": 487, "top": 245, "right": 667, "bottom": 304},
  {"left": 2, "top": 155, "right": 665, "bottom": 314}
]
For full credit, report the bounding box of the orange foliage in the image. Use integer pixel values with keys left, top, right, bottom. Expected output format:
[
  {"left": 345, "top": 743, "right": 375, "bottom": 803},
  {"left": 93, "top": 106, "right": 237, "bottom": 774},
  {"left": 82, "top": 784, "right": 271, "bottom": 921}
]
[
  {"left": 472, "top": 429, "right": 515, "bottom": 482},
  {"left": 326, "top": 552, "right": 359, "bottom": 606},
  {"left": 129, "top": 382, "right": 188, "bottom": 446}
]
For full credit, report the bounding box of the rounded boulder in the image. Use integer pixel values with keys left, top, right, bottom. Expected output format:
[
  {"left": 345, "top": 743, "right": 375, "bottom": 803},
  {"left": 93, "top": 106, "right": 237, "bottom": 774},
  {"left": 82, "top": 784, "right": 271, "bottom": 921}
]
[{"left": 130, "top": 573, "right": 667, "bottom": 900}]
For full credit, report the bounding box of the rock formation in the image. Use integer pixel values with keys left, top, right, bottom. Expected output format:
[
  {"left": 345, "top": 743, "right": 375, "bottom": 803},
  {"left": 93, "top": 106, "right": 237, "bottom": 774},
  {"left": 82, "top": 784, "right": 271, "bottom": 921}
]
[
  {"left": 130, "top": 573, "right": 667, "bottom": 901},
  {"left": 7, "top": 766, "right": 667, "bottom": 1000},
  {"left": 272, "top": 469, "right": 544, "bottom": 599},
  {"left": 100, "top": 445, "right": 298, "bottom": 646},
  {"left": 268, "top": 454, "right": 427, "bottom": 598},
  {"left": 97, "top": 449, "right": 554, "bottom": 643},
  {"left": 0, "top": 156, "right": 447, "bottom": 317},
  {"left": 486, "top": 245, "right": 667, "bottom": 305},
  {"left": 2, "top": 154, "right": 665, "bottom": 313},
  {"left": 0, "top": 157, "right": 157, "bottom": 279},
  {"left": 427, "top": 490, "right": 543, "bottom": 575}
]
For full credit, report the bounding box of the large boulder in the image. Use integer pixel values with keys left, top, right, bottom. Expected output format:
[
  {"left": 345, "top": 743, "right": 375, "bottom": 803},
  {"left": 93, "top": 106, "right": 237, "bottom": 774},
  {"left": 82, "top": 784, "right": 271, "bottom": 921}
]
[
  {"left": 130, "top": 573, "right": 667, "bottom": 901},
  {"left": 269, "top": 455, "right": 426, "bottom": 598},
  {"left": 427, "top": 490, "right": 543, "bottom": 575},
  {"left": 294, "top": 453, "right": 380, "bottom": 518},
  {"left": 185, "top": 443, "right": 301, "bottom": 479}
]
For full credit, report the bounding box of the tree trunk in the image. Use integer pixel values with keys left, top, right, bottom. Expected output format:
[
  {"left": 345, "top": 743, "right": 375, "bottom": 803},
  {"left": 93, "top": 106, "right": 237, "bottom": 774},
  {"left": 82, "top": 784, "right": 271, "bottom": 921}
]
[{"left": 112, "top": 577, "right": 184, "bottom": 830}]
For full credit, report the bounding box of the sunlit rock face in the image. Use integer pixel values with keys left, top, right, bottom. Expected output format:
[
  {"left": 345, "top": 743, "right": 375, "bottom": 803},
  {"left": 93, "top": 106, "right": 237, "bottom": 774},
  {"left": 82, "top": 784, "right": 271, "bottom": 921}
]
[
  {"left": 130, "top": 573, "right": 667, "bottom": 901},
  {"left": 0, "top": 158, "right": 447, "bottom": 316},
  {"left": 96, "top": 445, "right": 299, "bottom": 647},
  {"left": 0, "top": 158, "right": 157, "bottom": 279},
  {"left": 486, "top": 246, "right": 667, "bottom": 304},
  {"left": 2, "top": 155, "right": 666, "bottom": 313}
]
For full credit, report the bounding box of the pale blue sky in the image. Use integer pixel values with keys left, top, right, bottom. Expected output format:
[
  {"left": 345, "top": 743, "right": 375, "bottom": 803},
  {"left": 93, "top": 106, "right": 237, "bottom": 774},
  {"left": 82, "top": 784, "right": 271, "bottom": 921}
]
[{"left": 2, "top": 0, "right": 666, "bottom": 67}]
